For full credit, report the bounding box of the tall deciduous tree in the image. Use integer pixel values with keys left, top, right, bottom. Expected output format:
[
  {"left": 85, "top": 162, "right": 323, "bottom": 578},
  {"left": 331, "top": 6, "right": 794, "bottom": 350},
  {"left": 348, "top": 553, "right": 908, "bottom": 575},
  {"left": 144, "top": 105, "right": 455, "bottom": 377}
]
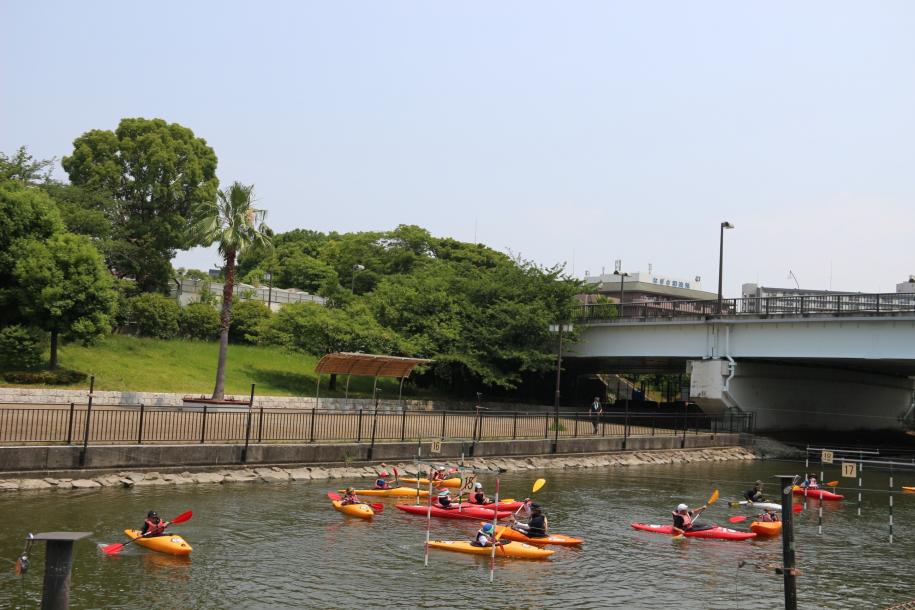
[
  {"left": 62, "top": 118, "right": 219, "bottom": 292},
  {"left": 13, "top": 233, "right": 116, "bottom": 369},
  {"left": 197, "top": 182, "right": 271, "bottom": 400}
]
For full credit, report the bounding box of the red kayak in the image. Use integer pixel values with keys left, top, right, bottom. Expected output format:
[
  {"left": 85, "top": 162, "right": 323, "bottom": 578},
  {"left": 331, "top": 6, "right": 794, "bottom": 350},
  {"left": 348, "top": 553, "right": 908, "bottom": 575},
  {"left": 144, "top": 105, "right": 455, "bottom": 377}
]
[
  {"left": 457, "top": 500, "right": 524, "bottom": 511},
  {"left": 396, "top": 504, "right": 513, "bottom": 521},
  {"left": 631, "top": 523, "right": 756, "bottom": 541},
  {"left": 792, "top": 486, "right": 844, "bottom": 501}
]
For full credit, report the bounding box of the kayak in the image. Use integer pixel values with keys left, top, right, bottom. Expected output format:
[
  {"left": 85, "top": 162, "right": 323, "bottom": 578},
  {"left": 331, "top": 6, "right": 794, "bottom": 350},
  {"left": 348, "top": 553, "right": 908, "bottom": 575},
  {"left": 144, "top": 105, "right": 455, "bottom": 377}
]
[
  {"left": 491, "top": 525, "right": 584, "bottom": 546},
  {"left": 728, "top": 500, "right": 782, "bottom": 511},
  {"left": 902, "top": 486, "right": 915, "bottom": 493},
  {"left": 400, "top": 477, "right": 462, "bottom": 489},
  {"left": 631, "top": 523, "right": 756, "bottom": 541},
  {"left": 124, "top": 529, "right": 192, "bottom": 556},
  {"left": 792, "top": 486, "right": 844, "bottom": 501},
  {"left": 427, "top": 540, "right": 554, "bottom": 560},
  {"left": 750, "top": 521, "right": 782, "bottom": 537},
  {"left": 332, "top": 500, "right": 374, "bottom": 519},
  {"left": 457, "top": 500, "right": 524, "bottom": 511},
  {"left": 396, "top": 504, "right": 513, "bottom": 521},
  {"left": 338, "top": 487, "right": 429, "bottom": 497}
]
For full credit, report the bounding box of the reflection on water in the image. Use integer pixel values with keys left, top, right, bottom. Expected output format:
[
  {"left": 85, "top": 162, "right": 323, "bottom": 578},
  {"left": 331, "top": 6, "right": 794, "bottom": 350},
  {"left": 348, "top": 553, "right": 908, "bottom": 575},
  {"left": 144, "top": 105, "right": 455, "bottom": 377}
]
[{"left": 0, "top": 459, "right": 914, "bottom": 609}]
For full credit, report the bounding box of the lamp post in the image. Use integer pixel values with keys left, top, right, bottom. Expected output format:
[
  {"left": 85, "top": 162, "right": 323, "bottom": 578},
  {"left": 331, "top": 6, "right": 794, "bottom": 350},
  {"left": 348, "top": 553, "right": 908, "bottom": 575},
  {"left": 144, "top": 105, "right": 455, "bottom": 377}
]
[
  {"left": 717, "top": 221, "right": 735, "bottom": 314},
  {"left": 613, "top": 270, "right": 629, "bottom": 317},
  {"left": 549, "top": 323, "right": 573, "bottom": 452},
  {"left": 264, "top": 271, "right": 273, "bottom": 307},
  {"left": 351, "top": 264, "right": 365, "bottom": 293}
]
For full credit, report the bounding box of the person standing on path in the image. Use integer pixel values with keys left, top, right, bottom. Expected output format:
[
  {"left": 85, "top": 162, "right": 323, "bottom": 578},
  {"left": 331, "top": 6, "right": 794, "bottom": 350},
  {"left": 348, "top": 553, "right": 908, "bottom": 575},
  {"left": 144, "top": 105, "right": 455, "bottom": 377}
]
[{"left": 590, "top": 397, "right": 603, "bottom": 433}]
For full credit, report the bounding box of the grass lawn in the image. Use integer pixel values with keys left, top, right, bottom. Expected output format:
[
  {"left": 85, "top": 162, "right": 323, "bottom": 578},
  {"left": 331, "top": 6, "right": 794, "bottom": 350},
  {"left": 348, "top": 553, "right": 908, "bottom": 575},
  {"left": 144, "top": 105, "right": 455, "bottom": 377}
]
[{"left": 3, "top": 334, "right": 433, "bottom": 398}]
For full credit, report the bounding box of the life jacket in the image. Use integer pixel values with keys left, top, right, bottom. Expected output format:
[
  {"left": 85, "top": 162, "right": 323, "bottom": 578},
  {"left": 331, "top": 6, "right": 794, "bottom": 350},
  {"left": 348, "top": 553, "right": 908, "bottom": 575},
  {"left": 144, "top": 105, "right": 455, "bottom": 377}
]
[
  {"left": 760, "top": 512, "right": 776, "bottom": 522},
  {"left": 144, "top": 518, "right": 166, "bottom": 536},
  {"left": 437, "top": 496, "right": 452, "bottom": 508},
  {"left": 527, "top": 513, "right": 547, "bottom": 537},
  {"left": 342, "top": 493, "right": 359, "bottom": 505},
  {"left": 472, "top": 491, "right": 486, "bottom": 504},
  {"left": 474, "top": 528, "right": 493, "bottom": 546},
  {"left": 672, "top": 511, "right": 693, "bottom": 529},
  {"left": 807, "top": 481, "right": 819, "bottom": 489}
]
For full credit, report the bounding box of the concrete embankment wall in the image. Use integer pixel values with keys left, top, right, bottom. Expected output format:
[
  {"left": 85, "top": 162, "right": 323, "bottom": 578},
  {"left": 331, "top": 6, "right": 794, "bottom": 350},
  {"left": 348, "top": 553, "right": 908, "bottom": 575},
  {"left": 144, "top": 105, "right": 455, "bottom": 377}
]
[{"left": 0, "top": 433, "right": 742, "bottom": 474}]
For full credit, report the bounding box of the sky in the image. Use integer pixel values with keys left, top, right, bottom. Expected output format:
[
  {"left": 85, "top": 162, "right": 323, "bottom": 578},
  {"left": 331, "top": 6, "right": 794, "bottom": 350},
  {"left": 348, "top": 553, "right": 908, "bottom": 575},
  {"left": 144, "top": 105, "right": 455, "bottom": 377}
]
[{"left": 2, "top": 1, "right": 913, "bottom": 295}]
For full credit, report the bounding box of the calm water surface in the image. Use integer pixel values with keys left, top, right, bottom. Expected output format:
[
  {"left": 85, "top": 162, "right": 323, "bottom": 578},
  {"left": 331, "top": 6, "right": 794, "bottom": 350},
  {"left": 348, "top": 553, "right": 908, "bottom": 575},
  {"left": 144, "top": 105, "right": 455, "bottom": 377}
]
[{"left": 1, "top": 460, "right": 914, "bottom": 609}]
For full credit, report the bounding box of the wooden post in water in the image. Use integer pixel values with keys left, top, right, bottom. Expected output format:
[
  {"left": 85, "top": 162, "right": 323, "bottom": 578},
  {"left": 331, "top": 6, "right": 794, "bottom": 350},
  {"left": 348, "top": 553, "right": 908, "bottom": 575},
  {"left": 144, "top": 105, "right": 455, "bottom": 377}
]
[
  {"left": 33, "top": 532, "right": 91, "bottom": 610},
  {"left": 775, "top": 475, "right": 798, "bottom": 610}
]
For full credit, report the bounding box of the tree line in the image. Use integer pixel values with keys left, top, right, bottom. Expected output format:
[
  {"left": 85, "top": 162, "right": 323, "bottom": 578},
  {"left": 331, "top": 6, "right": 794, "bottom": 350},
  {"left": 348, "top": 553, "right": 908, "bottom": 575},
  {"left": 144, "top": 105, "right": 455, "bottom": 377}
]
[{"left": 1, "top": 117, "right": 581, "bottom": 399}]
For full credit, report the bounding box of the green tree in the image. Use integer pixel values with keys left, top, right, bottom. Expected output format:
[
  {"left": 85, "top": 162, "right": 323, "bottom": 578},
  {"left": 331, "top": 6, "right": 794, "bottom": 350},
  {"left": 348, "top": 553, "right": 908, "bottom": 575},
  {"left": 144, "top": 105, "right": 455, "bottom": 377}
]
[
  {"left": 0, "top": 146, "right": 55, "bottom": 184},
  {"left": 12, "top": 233, "right": 116, "bottom": 369},
  {"left": 229, "top": 299, "right": 272, "bottom": 344},
  {"left": 127, "top": 293, "right": 181, "bottom": 338},
  {"left": 62, "top": 118, "right": 219, "bottom": 292},
  {"left": 179, "top": 302, "right": 221, "bottom": 340},
  {"left": 197, "top": 181, "right": 271, "bottom": 400}
]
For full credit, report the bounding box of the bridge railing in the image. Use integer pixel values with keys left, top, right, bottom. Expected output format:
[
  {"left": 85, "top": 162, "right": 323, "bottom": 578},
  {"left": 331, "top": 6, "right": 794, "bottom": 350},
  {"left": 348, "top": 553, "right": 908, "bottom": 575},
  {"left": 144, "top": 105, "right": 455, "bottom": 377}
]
[{"left": 576, "top": 292, "right": 915, "bottom": 323}]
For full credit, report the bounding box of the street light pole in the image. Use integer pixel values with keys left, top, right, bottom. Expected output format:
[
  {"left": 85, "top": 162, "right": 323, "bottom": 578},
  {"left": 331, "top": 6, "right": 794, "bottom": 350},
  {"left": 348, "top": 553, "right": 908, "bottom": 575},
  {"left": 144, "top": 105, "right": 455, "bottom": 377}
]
[
  {"left": 549, "top": 323, "right": 573, "bottom": 452},
  {"left": 717, "top": 221, "right": 735, "bottom": 313},
  {"left": 613, "top": 270, "right": 629, "bottom": 317},
  {"left": 264, "top": 272, "right": 273, "bottom": 308}
]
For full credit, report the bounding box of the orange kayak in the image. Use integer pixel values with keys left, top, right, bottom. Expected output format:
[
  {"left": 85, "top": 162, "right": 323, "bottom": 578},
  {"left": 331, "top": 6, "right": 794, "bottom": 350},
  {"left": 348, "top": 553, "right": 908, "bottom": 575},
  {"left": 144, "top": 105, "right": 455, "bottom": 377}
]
[
  {"left": 426, "top": 540, "right": 554, "bottom": 560},
  {"left": 338, "top": 487, "right": 429, "bottom": 497},
  {"left": 400, "top": 477, "right": 462, "bottom": 489},
  {"left": 749, "top": 521, "right": 782, "bottom": 537},
  {"left": 332, "top": 500, "right": 374, "bottom": 519},
  {"left": 491, "top": 525, "right": 583, "bottom": 546},
  {"left": 903, "top": 486, "right": 915, "bottom": 494},
  {"left": 124, "top": 529, "right": 192, "bottom": 556}
]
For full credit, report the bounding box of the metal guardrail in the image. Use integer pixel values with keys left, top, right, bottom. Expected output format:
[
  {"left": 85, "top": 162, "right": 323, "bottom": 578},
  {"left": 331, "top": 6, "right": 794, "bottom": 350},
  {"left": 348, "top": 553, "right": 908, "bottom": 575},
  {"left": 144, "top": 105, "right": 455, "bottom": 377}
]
[
  {"left": 576, "top": 293, "right": 915, "bottom": 323},
  {"left": 0, "top": 403, "right": 753, "bottom": 447}
]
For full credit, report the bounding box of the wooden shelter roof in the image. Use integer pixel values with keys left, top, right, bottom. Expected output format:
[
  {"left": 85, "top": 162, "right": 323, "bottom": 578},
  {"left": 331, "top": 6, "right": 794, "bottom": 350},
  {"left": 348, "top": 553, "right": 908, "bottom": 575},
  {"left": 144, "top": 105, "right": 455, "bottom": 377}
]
[{"left": 314, "top": 352, "right": 433, "bottom": 378}]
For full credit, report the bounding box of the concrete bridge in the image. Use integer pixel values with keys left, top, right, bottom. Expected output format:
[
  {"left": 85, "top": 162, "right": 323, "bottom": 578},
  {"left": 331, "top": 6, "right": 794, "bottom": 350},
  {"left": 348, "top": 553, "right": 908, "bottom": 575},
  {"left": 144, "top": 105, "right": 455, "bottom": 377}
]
[{"left": 568, "top": 293, "right": 915, "bottom": 431}]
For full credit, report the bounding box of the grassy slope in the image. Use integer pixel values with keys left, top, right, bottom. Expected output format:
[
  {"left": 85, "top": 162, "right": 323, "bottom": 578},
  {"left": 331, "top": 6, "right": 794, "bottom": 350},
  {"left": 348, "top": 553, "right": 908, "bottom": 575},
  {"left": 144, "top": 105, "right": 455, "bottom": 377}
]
[{"left": 5, "top": 335, "right": 429, "bottom": 398}]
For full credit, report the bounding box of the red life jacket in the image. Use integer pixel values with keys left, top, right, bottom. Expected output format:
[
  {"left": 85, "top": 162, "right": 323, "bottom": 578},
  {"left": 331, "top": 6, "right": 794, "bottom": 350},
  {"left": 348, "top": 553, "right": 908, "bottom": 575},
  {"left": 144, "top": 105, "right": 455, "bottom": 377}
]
[
  {"left": 144, "top": 518, "right": 166, "bottom": 536},
  {"left": 672, "top": 511, "right": 693, "bottom": 529}
]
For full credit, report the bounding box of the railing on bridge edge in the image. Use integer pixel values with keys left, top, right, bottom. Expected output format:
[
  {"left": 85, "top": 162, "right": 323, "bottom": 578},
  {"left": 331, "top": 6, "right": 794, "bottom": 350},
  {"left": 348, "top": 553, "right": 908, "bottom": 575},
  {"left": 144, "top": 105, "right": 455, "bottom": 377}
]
[
  {"left": 576, "top": 292, "right": 915, "bottom": 323},
  {"left": 0, "top": 404, "right": 753, "bottom": 453}
]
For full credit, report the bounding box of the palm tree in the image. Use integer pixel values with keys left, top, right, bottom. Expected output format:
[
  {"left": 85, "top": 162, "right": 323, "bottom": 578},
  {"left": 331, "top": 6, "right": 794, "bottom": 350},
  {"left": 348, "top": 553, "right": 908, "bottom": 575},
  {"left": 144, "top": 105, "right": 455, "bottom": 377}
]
[{"left": 197, "top": 181, "right": 271, "bottom": 400}]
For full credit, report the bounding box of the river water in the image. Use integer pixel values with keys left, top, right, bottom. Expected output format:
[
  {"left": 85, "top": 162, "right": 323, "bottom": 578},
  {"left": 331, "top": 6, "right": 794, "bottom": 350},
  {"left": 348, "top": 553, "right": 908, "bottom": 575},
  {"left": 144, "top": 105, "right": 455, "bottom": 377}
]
[{"left": 1, "top": 459, "right": 913, "bottom": 609}]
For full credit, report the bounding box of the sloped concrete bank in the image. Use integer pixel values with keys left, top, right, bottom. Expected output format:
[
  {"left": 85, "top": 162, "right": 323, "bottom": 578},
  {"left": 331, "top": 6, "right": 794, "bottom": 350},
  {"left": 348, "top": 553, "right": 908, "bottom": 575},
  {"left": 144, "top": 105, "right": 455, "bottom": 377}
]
[{"left": 0, "top": 445, "right": 756, "bottom": 493}]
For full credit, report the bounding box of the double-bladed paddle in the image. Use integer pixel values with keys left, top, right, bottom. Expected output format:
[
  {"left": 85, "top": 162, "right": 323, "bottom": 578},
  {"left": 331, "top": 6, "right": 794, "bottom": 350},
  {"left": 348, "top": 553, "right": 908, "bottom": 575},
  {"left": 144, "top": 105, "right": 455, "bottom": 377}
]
[{"left": 101, "top": 510, "right": 193, "bottom": 555}]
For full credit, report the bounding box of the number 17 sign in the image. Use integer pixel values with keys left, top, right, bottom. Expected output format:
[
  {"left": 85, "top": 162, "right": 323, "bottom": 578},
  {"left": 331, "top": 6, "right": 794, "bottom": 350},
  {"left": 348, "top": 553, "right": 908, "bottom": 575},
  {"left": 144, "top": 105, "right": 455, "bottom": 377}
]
[{"left": 842, "top": 462, "right": 857, "bottom": 478}]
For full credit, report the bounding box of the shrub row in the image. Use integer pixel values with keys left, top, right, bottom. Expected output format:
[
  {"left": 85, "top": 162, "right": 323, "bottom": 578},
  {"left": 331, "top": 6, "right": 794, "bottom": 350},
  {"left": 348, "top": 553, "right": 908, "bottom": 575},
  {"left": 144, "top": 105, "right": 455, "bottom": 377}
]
[{"left": 126, "top": 293, "right": 270, "bottom": 343}]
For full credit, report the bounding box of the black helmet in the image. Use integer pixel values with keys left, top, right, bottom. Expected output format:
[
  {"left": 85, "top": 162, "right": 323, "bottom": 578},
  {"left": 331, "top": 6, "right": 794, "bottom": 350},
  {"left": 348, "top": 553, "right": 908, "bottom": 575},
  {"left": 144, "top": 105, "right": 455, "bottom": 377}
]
[{"left": 147, "top": 511, "right": 158, "bottom": 519}]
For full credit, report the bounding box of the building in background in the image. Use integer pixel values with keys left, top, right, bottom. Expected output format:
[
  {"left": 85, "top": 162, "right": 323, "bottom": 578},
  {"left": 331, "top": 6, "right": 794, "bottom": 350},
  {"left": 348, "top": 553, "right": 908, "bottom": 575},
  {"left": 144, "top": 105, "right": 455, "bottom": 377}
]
[
  {"left": 897, "top": 276, "right": 915, "bottom": 294},
  {"left": 171, "top": 278, "right": 325, "bottom": 311},
  {"left": 580, "top": 269, "right": 717, "bottom": 304}
]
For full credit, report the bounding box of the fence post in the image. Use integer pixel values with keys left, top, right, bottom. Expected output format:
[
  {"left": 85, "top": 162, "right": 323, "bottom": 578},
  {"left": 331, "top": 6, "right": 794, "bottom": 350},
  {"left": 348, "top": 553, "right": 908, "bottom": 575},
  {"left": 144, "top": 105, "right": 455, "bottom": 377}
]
[
  {"left": 138, "top": 403, "right": 145, "bottom": 444},
  {"left": 357, "top": 408, "right": 364, "bottom": 443},
  {"left": 309, "top": 408, "right": 316, "bottom": 443},
  {"left": 257, "top": 406, "right": 264, "bottom": 443},
  {"left": 241, "top": 383, "right": 255, "bottom": 463},
  {"left": 79, "top": 376, "right": 95, "bottom": 467},
  {"left": 368, "top": 408, "right": 379, "bottom": 460},
  {"left": 66, "top": 402, "right": 75, "bottom": 445},
  {"left": 623, "top": 402, "right": 630, "bottom": 449},
  {"left": 544, "top": 414, "right": 549, "bottom": 439},
  {"left": 440, "top": 410, "right": 447, "bottom": 439},
  {"left": 512, "top": 411, "right": 518, "bottom": 440},
  {"left": 200, "top": 405, "right": 207, "bottom": 444},
  {"left": 401, "top": 407, "right": 407, "bottom": 442}
]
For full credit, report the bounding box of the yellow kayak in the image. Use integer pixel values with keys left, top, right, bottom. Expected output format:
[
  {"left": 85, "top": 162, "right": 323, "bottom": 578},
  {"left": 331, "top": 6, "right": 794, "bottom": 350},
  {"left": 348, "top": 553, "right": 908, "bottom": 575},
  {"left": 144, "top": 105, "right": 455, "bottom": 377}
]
[
  {"left": 338, "top": 487, "right": 430, "bottom": 497},
  {"left": 400, "top": 477, "right": 462, "bottom": 489},
  {"left": 749, "top": 521, "right": 782, "bottom": 537},
  {"left": 903, "top": 486, "right": 915, "bottom": 493},
  {"left": 427, "top": 540, "right": 554, "bottom": 560},
  {"left": 124, "top": 529, "right": 192, "bottom": 556},
  {"left": 492, "top": 525, "right": 584, "bottom": 546},
  {"left": 332, "top": 500, "right": 374, "bottom": 519}
]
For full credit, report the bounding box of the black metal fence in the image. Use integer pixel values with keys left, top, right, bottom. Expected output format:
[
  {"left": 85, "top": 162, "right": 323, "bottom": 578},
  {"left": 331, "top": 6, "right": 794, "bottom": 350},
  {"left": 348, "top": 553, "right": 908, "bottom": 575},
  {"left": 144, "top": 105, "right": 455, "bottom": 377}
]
[
  {"left": 0, "top": 403, "right": 753, "bottom": 447},
  {"left": 576, "top": 292, "right": 915, "bottom": 323}
]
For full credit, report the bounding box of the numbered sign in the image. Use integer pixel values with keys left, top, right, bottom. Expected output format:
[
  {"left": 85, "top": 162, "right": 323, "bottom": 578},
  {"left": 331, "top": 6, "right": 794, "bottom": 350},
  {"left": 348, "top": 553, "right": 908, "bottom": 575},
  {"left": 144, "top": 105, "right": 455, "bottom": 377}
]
[
  {"left": 461, "top": 473, "right": 477, "bottom": 493},
  {"left": 821, "top": 450, "right": 834, "bottom": 464},
  {"left": 430, "top": 439, "right": 442, "bottom": 455},
  {"left": 842, "top": 462, "right": 857, "bottom": 478}
]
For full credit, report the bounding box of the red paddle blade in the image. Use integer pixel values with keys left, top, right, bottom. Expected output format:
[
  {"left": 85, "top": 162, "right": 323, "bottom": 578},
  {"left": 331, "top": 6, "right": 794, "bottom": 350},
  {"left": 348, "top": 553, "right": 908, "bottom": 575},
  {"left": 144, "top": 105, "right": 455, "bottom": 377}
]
[
  {"left": 728, "top": 516, "right": 747, "bottom": 523},
  {"left": 170, "top": 510, "right": 193, "bottom": 524},
  {"left": 793, "top": 504, "right": 803, "bottom": 512},
  {"left": 371, "top": 503, "right": 384, "bottom": 512},
  {"left": 101, "top": 543, "right": 125, "bottom": 555},
  {"left": 327, "top": 492, "right": 342, "bottom": 501}
]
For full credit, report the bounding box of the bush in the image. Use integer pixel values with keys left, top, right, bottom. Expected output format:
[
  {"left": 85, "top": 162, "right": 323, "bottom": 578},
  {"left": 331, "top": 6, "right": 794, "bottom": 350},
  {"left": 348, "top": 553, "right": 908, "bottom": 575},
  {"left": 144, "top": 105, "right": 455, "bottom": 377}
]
[
  {"left": 2, "top": 368, "right": 86, "bottom": 384},
  {"left": 127, "top": 293, "right": 180, "bottom": 338},
  {"left": 0, "top": 325, "right": 45, "bottom": 369},
  {"left": 229, "top": 299, "right": 272, "bottom": 344},
  {"left": 179, "top": 302, "right": 220, "bottom": 340}
]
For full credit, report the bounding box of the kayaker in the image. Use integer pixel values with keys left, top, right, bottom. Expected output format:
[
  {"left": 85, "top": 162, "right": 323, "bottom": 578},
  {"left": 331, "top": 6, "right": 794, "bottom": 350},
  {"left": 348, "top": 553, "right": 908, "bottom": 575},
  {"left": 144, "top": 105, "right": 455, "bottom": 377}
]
[
  {"left": 141, "top": 511, "right": 169, "bottom": 537},
  {"left": 431, "top": 466, "right": 448, "bottom": 482},
  {"left": 513, "top": 503, "right": 548, "bottom": 538},
  {"left": 469, "top": 482, "right": 490, "bottom": 505},
  {"left": 373, "top": 476, "right": 392, "bottom": 490},
  {"left": 801, "top": 476, "right": 820, "bottom": 489},
  {"left": 671, "top": 502, "right": 708, "bottom": 536},
  {"left": 512, "top": 497, "right": 533, "bottom": 523},
  {"left": 471, "top": 523, "right": 498, "bottom": 547},
  {"left": 436, "top": 489, "right": 456, "bottom": 509},
  {"left": 758, "top": 508, "right": 780, "bottom": 522},
  {"left": 341, "top": 487, "right": 361, "bottom": 505},
  {"left": 744, "top": 480, "right": 765, "bottom": 503}
]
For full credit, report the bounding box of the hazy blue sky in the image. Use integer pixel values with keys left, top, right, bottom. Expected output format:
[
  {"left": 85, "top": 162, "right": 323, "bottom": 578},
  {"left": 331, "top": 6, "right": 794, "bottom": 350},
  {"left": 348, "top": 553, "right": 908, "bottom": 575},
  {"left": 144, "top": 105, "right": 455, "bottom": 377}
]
[{"left": 2, "top": 1, "right": 913, "bottom": 294}]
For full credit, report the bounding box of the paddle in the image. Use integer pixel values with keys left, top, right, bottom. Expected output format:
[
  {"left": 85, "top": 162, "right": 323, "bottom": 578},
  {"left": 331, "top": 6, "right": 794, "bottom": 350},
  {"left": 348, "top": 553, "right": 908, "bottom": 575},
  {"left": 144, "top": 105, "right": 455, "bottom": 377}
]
[
  {"left": 101, "top": 510, "right": 193, "bottom": 555},
  {"left": 327, "top": 492, "right": 383, "bottom": 512},
  {"left": 533, "top": 478, "right": 546, "bottom": 493}
]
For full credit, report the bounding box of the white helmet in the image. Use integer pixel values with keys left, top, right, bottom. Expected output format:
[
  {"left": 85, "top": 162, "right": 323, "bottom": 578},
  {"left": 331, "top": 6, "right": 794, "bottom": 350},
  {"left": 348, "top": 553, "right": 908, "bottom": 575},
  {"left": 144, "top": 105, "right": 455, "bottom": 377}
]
[
  {"left": 473, "top": 482, "right": 483, "bottom": 489},
  {"left": 437, "top": 466, "right": 446, "bottom": 472},
  {"left": 677, "top": 503, "right": 688, "bottom": 512}
]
